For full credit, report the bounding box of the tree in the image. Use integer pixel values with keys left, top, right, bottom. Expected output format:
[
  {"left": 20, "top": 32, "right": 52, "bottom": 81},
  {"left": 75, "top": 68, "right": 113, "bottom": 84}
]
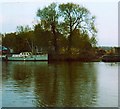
[
  {"left": 34, "top": 24, "right": 52, "bottom": 52},
  {"left": 0, "top": 33, "right": 3, "bottom": 45},
  {"left": 2, "top": 33, "right": 16, "bottom": 50},
  {"left": 37, "top": 3, "right": 59, "bottom": 53},
  {"left": 59, "top": 3, "right": 97, "bottom": 54},
  {"left": 16, "top": 25, "right": 31, "bottom": 34},
  {"left": 15, "top": 25, "right": 33, "bottom": 53}
]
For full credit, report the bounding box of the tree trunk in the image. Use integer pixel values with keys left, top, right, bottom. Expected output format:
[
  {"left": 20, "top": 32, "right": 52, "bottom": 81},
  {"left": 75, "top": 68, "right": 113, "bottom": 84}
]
[
  {"left": 68, "top": 32, "right": 72, "bottom": 54},
  {"left": 51, "top": 23, "right": 58, "bottom": 54},
  {"left": 68, "top": 17, "right": 72, "bottom": 55}
]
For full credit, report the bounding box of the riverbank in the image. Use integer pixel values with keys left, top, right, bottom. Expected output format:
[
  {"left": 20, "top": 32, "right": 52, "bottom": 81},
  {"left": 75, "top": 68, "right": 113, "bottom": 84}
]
[
  {"left": 2, "top": 53, "right": 120, "bottom": 62},
  {"left": 48, "top": 53, "right": 101, "bottom": 62}
]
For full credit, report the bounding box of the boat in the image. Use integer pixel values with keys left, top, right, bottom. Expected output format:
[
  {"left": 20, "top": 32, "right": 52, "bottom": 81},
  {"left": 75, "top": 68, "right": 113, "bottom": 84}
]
[
  {"left": 2, "top": 39, "right": 48, "bottom": 61},
  {"left": 3, "top": 52, "right": 48, "bottom": 61},
  {"left": 102, "top": 55, "right": 120, "bottom": 62}
]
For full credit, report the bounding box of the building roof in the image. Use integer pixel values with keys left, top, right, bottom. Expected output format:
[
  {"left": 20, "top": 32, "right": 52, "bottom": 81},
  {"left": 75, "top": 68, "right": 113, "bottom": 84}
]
[{"left": 0, "top": 45, "right": 8, "bottom": 51}]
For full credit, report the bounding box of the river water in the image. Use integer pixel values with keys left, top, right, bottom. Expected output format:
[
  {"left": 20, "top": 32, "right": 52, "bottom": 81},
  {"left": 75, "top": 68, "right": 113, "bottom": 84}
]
[{"left": 2, "top": 61, "right": 118, "bottom": 107}]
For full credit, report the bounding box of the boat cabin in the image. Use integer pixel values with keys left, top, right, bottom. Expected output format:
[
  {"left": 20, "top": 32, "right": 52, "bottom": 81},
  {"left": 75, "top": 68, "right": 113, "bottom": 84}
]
[{"left": 12, "top": 52, "right": 32, "bottom": 57}]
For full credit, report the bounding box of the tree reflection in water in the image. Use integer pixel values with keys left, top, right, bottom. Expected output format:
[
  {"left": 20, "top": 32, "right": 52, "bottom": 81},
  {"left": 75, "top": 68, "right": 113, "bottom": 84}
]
[
  {"left": 33, "top": 62, "right": 98, "bottom": 107},
  {"left": 2, "top": 62, "right": 98, "bottom": 107}
]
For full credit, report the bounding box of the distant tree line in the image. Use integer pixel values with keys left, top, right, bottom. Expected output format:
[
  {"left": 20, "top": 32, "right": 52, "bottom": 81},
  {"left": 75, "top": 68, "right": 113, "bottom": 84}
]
[{"left": 2, "top": 3, "right": 98, "bottom": 60}]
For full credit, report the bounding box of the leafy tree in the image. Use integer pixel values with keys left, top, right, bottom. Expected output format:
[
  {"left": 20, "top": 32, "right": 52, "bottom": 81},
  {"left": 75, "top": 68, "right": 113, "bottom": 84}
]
[
  {"left": 15, "top": 25, "right": 33, "bottom": 53},
  {"left": 16, "top": 25, "right": 31, "bottom": 34},
  {"left": 59, "top": 3, "right": 97, "bottom": 54},
  {"left": 2, "top": 33, "right": 16, "bottom": 50},
  {"left": 0, "top": 33, "right": 3, "bottom": 45},
  {"left": 34, "top": 24, "right": 52, "bottom": 52},
  {"left": 37, "top": 3, "right": 59, "bottom": 53}
]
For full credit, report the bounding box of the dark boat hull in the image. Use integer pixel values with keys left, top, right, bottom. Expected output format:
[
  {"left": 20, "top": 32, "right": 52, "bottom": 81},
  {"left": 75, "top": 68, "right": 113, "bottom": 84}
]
[{"left": 102, "top": 55, "right": 120, "bottom": 62}]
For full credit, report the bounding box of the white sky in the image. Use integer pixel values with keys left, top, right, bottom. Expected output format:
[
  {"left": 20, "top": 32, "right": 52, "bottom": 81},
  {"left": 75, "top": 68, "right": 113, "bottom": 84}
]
[{"left": 0, "top": 0, "right": 119, "bottom": 47}]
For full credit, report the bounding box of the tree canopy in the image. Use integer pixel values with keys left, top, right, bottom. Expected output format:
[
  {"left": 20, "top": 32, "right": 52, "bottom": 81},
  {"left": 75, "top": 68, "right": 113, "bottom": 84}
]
[
  {"left": 36, "top": 3, "right": 97, "bottom": 54},
  {"left": 59, "top": 3, "right": 97, "bottom": 53},
  {"left": 37, "top": 3, "right": 59, "bottom": 53},
  {"left": 2, "top": 2, "right": 98, "bottom": 58}
]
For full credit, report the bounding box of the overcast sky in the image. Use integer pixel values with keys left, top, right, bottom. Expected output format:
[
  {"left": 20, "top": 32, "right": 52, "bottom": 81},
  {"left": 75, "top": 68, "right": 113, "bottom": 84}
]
[{"left": 0, "top": 0, "right": 119, "bottom": 47}]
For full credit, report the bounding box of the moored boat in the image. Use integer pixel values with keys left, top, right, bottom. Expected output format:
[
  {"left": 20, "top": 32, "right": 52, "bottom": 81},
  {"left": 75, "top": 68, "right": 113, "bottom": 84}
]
[
  {"left": 3, "top": 52, "right": 48, "bottom": 61},
  {"left": 102, "top": 55, "right": 120, "bottom": 62}
]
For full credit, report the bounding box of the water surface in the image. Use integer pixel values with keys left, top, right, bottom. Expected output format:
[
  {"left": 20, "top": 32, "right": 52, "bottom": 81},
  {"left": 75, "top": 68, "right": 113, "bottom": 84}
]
[{"left": 2, "top": 62, "right": 118, "bottom": 107}]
